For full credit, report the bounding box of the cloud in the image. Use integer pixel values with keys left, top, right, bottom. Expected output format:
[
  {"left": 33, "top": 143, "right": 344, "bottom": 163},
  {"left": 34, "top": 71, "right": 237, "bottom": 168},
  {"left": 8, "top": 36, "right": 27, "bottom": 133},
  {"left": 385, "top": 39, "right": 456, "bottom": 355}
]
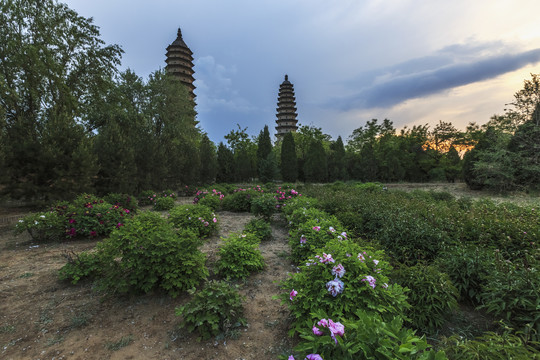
[{"left": 336, "top": 44, "right": 540, "bottom": 110}]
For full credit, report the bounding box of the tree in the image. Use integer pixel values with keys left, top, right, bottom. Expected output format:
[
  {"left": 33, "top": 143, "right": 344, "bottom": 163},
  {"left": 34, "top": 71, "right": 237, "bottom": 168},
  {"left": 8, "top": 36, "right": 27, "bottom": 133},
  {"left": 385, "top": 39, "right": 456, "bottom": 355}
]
[
  {"left": 328, "top": 136, "right": 347, "bottom": 181},
  {"left": 216, "top": 142, "right": 235, "bottom": 183},
  {"left": 280, "top": 132, "right": 298, "bottom": 182},
  {"left": 256, "top": 125, "right": 273, "bottom": 179},
  {"left": 0, "top": 0, "right": 122, "bottom": 200},
  {"left": 225, "top": 125, "right": 255, "bottom": 181},
  {"left": 304, "top": 139, "right": 327, "bottom": 183},
  {"left": 199, "top": 133, "right": 218, "bottom": 184}
]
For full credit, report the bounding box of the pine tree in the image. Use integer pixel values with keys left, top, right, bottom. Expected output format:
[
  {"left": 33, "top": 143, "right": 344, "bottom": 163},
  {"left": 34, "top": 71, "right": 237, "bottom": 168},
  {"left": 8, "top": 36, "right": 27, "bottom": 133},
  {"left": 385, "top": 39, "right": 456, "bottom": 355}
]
[
  {"left": 199, "top": 133, "right": 218, "bottom": 184},
  {"left": 216, "top": 142, "right": 235, "bottom": 183},
  {"left": 304, "top": 139, "right": 327, "bottom": 183},
  {"left": 328, "top": 136, "right": 347, "bottom": 181},
  {"left": 280, "top": 132, "right": 298, "bottom": 182},
  {"left": 256, "top": 125, "right": 273, "bottom": 179}
]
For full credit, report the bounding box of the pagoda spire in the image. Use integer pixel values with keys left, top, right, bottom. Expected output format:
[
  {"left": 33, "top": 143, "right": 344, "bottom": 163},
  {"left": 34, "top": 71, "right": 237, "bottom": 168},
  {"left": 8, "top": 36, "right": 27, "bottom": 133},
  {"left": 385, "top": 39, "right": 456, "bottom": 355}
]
[
  {"left": 165, "top": 28, "right": 196, "bottom": 100},
  {"left": 275, "top": 74, "right": 299, "bottom": 139}
]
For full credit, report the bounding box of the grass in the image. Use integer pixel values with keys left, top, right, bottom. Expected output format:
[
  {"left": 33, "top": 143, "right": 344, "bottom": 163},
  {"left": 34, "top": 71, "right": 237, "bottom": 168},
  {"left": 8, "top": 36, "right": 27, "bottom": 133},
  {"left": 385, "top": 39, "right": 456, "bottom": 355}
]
[
  {"left": 105, "top": 335, "right": 134, "bottom": 351},
  {"left": 0, "top": 325, "right": 15, "bottom": 333},
  {"left": 46, "top": 335, "right": 64, "bottom": 346},
  {"left": 19, "top": 272, "right": 34, "bottom": 278}
]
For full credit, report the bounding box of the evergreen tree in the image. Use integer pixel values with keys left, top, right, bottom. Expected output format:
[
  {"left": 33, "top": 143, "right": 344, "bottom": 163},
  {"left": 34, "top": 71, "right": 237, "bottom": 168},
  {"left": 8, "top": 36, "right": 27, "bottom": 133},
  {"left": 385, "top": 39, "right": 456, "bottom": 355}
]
[
  {"left": 216, "top": 142, "right": 235, "bottom": 183},
  {"left": 280, "top": 132, "right": 298, "bottom": 182},
  {"left": 304, "top": 139, "right": 327, "bottom": 183},
  {"left": 258, "top": 151, "right": 279, "bottom": 183},
  {"left": 328, "top": 136, "right": 347, "bottom": 181},
  {"left": 0, "top": 0, "right": 121, "bottom": 201},
  {"left": 199, "top": 133, "right": 218, "bottom": 184},
  {"left": 256, "top": 125, "right": 272, "bottom": 179}
]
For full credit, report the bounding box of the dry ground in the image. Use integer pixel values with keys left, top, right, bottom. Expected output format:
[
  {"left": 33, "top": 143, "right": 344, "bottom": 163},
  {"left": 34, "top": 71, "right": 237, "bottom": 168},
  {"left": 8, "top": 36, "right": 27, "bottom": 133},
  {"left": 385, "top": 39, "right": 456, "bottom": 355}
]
[{"left": 0, "top": 199, "right": 295, "bottom": 360}]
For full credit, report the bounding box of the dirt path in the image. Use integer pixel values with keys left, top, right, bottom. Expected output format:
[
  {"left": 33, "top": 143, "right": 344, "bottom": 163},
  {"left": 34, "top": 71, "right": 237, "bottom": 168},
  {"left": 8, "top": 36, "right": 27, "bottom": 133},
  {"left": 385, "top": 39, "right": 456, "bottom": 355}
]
[{"left": 0, "top": 206, "right": 295, "bottom": 360}]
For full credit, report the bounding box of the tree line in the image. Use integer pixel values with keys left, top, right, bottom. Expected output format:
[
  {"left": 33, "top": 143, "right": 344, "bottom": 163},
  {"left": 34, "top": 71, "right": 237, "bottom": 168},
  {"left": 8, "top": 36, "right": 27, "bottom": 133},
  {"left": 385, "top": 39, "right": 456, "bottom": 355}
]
[{"left": 1, "top": 0, "right": 538, "bottom": 203}]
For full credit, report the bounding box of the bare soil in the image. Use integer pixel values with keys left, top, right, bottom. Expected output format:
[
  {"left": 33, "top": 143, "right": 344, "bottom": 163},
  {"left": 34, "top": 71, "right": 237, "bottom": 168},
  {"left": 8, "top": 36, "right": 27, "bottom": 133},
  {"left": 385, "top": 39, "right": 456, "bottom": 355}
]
[{"left": 0, "top": 199, "right": 295, "bottom": 360}]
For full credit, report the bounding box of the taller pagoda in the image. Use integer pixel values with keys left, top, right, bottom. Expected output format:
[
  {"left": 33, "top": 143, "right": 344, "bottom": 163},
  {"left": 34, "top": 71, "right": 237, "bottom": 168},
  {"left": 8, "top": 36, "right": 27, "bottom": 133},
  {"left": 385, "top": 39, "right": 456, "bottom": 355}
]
[
  {"left": 165, "top": 28, "right": 196, "bottom": 99},
  {"left": 275, "top": 75, "right": 299, "bottom": 139}
]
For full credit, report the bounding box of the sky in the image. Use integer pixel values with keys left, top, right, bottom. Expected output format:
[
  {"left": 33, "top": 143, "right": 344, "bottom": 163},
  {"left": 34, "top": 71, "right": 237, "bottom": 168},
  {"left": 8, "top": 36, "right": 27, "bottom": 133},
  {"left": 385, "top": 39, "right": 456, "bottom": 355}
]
[{"left": 63, "top": 0, "right": 540, "bottom": 144}]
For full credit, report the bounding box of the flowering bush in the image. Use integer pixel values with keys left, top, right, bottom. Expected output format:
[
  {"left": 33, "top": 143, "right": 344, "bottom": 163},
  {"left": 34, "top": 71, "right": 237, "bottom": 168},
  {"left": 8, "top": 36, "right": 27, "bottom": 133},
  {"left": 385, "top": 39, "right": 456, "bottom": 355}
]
[
  {"left": 96, "top": 212, "right": 208, "bottom": 297},
  {"left": 221, "top": 188, "right": 262, "bottom": 212},
  {"left": 137, "top": 190, "right": 157, "bottom": 206},
  {"left": 286, "top": 310, "right": 447, "bottom": 360},
  {"left": 195, "top": 189, "right": 225, "bottom": 210},
  {"left": 153, "top": 196, "right": 175, "bottom": 211},
  {"left": 288, "top": 216, "right": 346, "bottom": 264},
  {"left": 244, "top": 218, "right": 272, "bottom": 241},
  {"left": 216, "top": 232, "right": 265, "bottom": 279},
  {"left": 280, "top": 239, "right": 409, "bottom": 334},
  {"left": 280, "top": 195, "right": 320, "bottom": 218},
  {"left": 102, "top": 193, "right": 139, "bottom": 213},
  {"left": 250, "top": 193, "right": 277, "bottom": 219},
  {"left": 168, "top": 204, "right": 218, "bottom": 239},
  {"left": 274, "top": 186, "right": 302, "bottom": 209},
  {"left": 15, "top": 211, "right": 65, "bottom": 242},
  {"left": 176, "top": 280, "right": 246, "bottom": 340},
  {"left": 16, "top": 194, "right": 132, "bottom": 241}
]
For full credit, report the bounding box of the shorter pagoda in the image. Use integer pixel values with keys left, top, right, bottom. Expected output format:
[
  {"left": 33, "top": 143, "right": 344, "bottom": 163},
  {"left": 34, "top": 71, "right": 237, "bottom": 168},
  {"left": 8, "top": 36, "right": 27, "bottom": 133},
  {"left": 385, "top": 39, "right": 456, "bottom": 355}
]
[
  {"left": 275, "top": 75, "right": 299, "bottom": 139},
  {"left": 165, "top": 28, "right": 196, "bottom": 100}
]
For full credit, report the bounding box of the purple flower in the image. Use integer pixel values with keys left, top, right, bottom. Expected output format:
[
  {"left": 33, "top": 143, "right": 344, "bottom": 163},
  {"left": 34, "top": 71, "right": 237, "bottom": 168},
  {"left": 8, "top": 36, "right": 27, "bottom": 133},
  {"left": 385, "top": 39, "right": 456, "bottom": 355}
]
[
  {"left": 316, "top": 253, "right": 335, "bottom": 264},
  {"left": 305, "top": 353, "right": 323, "bottom": 360},
  {"left": 312, "top": 325, "right": 324, "bottom": 336},
  {"left": 362, "top": 275, "right": 377, "bottom": 289},
  {"left": 288, "top": 356, "right": 295, "bottom": 360},
  {"left": 329, "top": 226, "right": 335, "bottom": 232},
  {"left": 300, "top": 235, "right": 307, "bottom": 244},
  {"left": 341, "top": 231, "right": 347, "bottom": 238},
  {"left": 373, "top": 259, "right": 379, "bottom": 266},
  {"left": 317, "top": 318, "right": 329, "bottom": 328},
  {"left": 290, "top": 289, "right": 298, "bottom": 301},
  {"left": 332, "top": 264, "right": 346, "bottom": 278},
  {"left": 326, "top": 279, "right": 345, "bottom": 297}
]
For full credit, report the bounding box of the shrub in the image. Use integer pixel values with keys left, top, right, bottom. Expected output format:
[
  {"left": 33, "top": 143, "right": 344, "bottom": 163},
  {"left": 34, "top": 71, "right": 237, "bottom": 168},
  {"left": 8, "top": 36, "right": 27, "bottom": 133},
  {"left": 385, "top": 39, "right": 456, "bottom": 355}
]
[
  {"left": 216, "top": 233, "right": 265, "bottom": 279},
  {"left": 288, "top": 216, "right": 346, "bottom": 264},
  {"left": 221, "top": 190, "right": 259, "bottom": 212},
  {"left": 103, "top": 193, "right": 139, "bottom": 213},
  {"left": 168, "top": 204, "right": 218, "bottom": 239},
  {"left": 153, "top": 196, "right": 175, "bottom": 211},
  {"left": 244, "top": 218, "right": 272, "bottom": 242},
  {"left": 15, "top": 211, "right": 65, "bottom": 242},
  {"left": 280, "top": 239, "right": 409, "bottom": 334},
  {"left": 250, "top": 193, "right": 277, "bottom": 219},
  {"left": 435, "top": 245, "right": 493, "bottom": 304},
  {"left": 392, "top": 263, "right": 459, "bottom": 331},
  {"left": 58, "top": 250, "right": 103, "bottom": 284},
  {"left": 176, "top": 280, "right": 246, "bottom": 340},
  {"left": 138, "top": 190, "right": 156, "bottom": 206},
  {"left": 96, "top": 212, "right": 208, "bottom": 297},
  {"left": 441, "top": 332, "right": 539, "bottom": 359},
  {"left": 280, "top": 195, "right": 320, "bottom": 218},
  {"left": 197, "top": 194, "right": 222, "bottom": 211},
  {"left": 288, "top": 310, "right": 447, "bottom": 360},
  {"left": 354, "top": 182, "right": 384, "bottom": 192},
  {"left": 478, "top": 250, "right": 540, "bottom": 343}
]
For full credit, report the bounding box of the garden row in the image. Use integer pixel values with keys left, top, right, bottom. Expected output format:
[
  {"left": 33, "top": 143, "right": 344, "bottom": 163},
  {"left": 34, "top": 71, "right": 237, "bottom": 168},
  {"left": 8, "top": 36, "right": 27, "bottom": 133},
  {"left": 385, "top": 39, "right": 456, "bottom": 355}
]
[{"left": 288, "top": 182, "right": 539, "bottom": 358}]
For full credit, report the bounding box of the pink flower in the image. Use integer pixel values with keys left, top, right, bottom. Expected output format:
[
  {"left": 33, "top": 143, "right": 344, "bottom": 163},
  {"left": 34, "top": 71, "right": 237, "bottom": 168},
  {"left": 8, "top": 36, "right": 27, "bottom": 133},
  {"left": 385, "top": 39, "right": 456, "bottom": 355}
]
[
  {"left": 213, "top": 217, "right": 217, "bottom": 223},
  {"left": 357, "top": 253, "right": 365, "bottom": 262},
  {"left": 317, "top": 318, "right": 329, "bottom": 328},
  {"left": 69, "top": 219, "right": 76, "bottom": 224},
  {"left": 328, "top": 319, "right": 345, "bottom": 344},
  {"left": 124, "top": 209, "right": 130, "bottom": 214},
  {"left": 332, "top": 264, "right": 346, "bottom": 278},
  {"left": 312, "top": 226, "right": 321, "bottom": 231},
  {"left": 90, "top": 230, "right": 97, "bottom": 237},
  {"left": 289, "top": 289, "right": 298, "bottom": 301},
  {"left": 116, "top": 223, "right": 124, "bottom": 228},
  {"left": 329, "top": 226, "right": 335, "bottom": 232}
]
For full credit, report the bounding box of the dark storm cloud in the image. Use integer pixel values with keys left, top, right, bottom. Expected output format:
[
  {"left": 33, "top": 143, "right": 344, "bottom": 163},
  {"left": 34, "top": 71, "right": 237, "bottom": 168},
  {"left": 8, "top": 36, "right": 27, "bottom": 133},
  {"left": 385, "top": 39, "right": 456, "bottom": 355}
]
[{"left": 338, "top": 47, "right": 540, "bottom": 110}]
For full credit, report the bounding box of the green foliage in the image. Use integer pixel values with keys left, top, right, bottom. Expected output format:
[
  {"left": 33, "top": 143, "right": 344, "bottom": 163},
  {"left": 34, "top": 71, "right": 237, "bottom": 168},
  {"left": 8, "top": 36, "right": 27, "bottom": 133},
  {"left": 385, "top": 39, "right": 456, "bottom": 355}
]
[
  {"left": 250, "top": 193, "right": 277, "bottom": 219},
  {"left": 15, "top": 211, "right": 65, "bottom": 242},
  {"left": 478, "top": 251, "right": 540, "bottom": 343},
  {"left": 96, "top": 212, "right": 208, "bottom": 297},
  {"left": 103, "top": 193, "right": 139, "bottom": 213},
  {"left": 392, "top": 264, "right": 459, "bottom": 331},
  {"left": 280, "top": 195, "right": 320, "bottom": 218},
  {"left": 441, "top": 332, "right": 539, "bottom": 359},
  {"left": 199, "top": 133, "right": 218, "bottom": 184},
  {"left": 176, "top": 280, "right": 246, "bottom": 340},
  {"left": 58, "top": 251, "right": 103, "bottom": 284},
  {"left": 435, "top": 245, "right": 493, "bottom": 303},
  {"left": 244, "top": 218, "right": 272, "bottom": 242},
  {"left": 137, "top": 190, "right": 157, "bottom": 206},
  {"left": 280, "top": 239, "right": 410, "bottom": 334},
  {"left": 304, "top": 139, "right": 328, "bottom": 182},
  {"left": 197, "top": 194, "right": 222, "bottom": 211},
  {"left": 280, "top": 132, "right": 298, "bottom": 182},
  {"left": 221, "top": 189, "right": 261, "bottom": 212},
  {"left": 168, "top": 204, "right": 218, "bottom": 238},
  {"left": 216, "top": 142, "right": 235, "bottom": 183},
  {"left": 216, "top": 233, "right": 265, "bottom": 279},
  {"left": 153, "top": 196, "right": 175, "bottom": 211},
  {"left": 290, "top": 310, "right": 447, "bottom": 360}
]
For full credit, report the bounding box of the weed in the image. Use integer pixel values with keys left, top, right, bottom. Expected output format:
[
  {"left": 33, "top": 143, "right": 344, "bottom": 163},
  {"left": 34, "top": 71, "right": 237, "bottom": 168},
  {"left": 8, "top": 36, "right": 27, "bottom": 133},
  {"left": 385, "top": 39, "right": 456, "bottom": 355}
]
[
  {"left": 0, "top": 325, "right": 15, "bottom": 333},
  {"left": 19, "top": 272, "right": 34, "bottom": 278},
  {"left": 46, "top": 335, "right": 64, "bottom": 346},
  {"left": 105, "top": 335, "right": 134, "bottom": 351},
  {"left": 70, "top": 313, "right": 90, "bottom": 329}
]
